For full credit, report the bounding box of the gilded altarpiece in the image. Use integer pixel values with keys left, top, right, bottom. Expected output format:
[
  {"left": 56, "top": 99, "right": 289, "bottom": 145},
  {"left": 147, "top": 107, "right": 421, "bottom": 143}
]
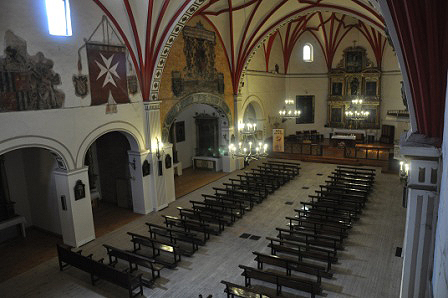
[{"left": 327, "top": 46, "right": 381, "bottom": 129}]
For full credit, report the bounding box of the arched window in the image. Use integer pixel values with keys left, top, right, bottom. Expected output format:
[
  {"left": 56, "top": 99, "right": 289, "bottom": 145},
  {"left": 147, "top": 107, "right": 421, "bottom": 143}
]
[
  {"left": 303, "top": 43, "right": 313, "bottom": 62},
  {"left": 45, "top": 0, "right": 72, "bottom": 36}
]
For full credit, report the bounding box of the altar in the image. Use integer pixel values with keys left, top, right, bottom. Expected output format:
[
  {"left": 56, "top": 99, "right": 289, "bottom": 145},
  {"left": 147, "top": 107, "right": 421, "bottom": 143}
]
[
  {"left": 331, "top": 134, "right": 356, "bottom": 147},
  {"left": 192, "top": 156, "right": 222, "bottom": 172}
]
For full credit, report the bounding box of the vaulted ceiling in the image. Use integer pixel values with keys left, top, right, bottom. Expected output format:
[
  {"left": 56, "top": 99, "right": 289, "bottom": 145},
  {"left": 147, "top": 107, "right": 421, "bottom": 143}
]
[{"left": 92, "top": 0, "right": 385, "bottom": 99}]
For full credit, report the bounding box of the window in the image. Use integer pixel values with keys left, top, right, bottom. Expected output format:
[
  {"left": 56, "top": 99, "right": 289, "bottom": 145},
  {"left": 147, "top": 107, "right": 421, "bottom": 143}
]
[
  {"left": 303, "top": 43, "right": 313, "bottom": 62},
  {"left": 45, "top": 0, "right": 72, "bottom": 36}
]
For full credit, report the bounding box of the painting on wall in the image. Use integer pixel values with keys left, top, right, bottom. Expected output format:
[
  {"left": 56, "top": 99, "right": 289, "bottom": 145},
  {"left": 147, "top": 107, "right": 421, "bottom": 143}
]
[
  {"left": 171, "top": 22, "right": 224, "bottom": 97},
  {"left": 0, "top": 30, "right": 64, "bottom": 112},
  {"left": 86, "top": 43, "right": 129, "bottom": 106},
  {"left": 296, "top": 95, "right": 315, "bottom": 124},
  {"left": 175, "top": 121, "right": 185, "bottom": 142}
]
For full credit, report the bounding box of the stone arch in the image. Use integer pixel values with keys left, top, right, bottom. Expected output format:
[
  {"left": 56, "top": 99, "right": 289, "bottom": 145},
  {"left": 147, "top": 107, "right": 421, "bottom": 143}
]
[
  {"left": 0, "top": 136, "right": 74, "bottom": 170},
  {"left": 162, "top": 93, "right": 232, "bottom": 142},
  {"left": 241, "top": 95, "right": 266, "bottom": 122},
  {"left": 76, "top": 122, "right": 144, "bottom": 168}
]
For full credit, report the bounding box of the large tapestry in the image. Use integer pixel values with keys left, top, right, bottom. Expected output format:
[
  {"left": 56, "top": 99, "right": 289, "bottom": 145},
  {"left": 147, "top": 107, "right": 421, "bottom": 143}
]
[
  {"left": 172, "top": 22, "right": 224, "bottom": 97},
  {"left": 0, "top": 31, "right": 64, "bottom": 112},
  {"left": 86, "top": 43, "right": 128, "bottom": 105}
]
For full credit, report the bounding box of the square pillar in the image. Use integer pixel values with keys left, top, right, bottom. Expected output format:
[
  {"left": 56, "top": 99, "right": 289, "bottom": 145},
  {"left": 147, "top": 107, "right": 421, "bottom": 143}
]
[
  {"left": 53, "top": 167, "right": 95, "bottom": 248},
  {"left": 399, "top": 141, "right": 441, "bottom": 298},
  {"left": 128, "top": 150, "right": 153, "bottom": 214}
]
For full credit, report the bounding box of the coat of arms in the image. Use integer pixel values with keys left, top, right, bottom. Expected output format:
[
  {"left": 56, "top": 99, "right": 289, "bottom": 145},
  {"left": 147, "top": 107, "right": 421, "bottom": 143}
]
[{"left": 72, "top": 75, "right": 88, "bottom": 98}]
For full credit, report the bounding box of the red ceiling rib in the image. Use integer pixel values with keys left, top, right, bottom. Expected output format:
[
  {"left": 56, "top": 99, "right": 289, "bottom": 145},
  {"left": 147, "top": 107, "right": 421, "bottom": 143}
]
[{"left": 263, "top": 32, "right": 278, "bottom": 72}]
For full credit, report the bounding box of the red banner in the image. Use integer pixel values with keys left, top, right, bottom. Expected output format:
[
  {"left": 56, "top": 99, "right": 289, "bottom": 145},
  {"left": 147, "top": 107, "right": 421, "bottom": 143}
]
[{"left": 86, "top": 43, "right": 128, "bottom": 105}]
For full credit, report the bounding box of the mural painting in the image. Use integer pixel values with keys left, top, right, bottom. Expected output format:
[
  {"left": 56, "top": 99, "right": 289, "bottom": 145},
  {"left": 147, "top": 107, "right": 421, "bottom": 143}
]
[
  {"left": 0, "top": 30, "right": 64, "bottom": 112},
  {"left": 171, "top": 22, "right": 224, "bottom": 97}
]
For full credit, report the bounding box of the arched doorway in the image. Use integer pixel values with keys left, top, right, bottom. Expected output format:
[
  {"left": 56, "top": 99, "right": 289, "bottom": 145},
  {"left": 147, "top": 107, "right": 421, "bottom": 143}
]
[{"left": 84, "top": 131, "right": 141, "bottom": 237}]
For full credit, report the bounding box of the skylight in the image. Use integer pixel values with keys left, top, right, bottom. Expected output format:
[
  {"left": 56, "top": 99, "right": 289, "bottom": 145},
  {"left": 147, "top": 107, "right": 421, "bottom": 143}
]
[{"left": 46, "top": 0, "right": 72, "bottom": 36}]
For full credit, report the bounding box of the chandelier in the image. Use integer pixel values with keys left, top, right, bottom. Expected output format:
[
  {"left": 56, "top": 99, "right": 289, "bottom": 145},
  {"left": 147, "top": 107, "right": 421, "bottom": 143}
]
[
  {"left": 345, "top": 99, "right": 369, "bottom": 120},
  {"left": 228, "top": 122, "right": 268, "bottom": 162},
  {"left": 279, "top": 99, "right": 301, "bottom": 118}
]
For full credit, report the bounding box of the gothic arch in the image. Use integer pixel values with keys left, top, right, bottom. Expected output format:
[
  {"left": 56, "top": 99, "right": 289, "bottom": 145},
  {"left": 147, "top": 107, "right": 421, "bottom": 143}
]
[
  {"left": 241, "top": 95, "right": 266, "bottom": 122},
  {"left": 162, "top": 93, "right": 232, "bottom": 142}
]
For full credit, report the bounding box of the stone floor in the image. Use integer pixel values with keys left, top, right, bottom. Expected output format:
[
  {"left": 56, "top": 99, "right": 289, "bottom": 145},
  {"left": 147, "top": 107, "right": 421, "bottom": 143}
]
[{"left": 0, "top": 160, "right": 406, "bottom": 298}]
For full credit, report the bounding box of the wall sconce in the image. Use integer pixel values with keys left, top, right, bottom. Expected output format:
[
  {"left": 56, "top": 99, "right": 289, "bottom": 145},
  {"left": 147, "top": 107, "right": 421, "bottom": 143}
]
[
  {"left": 156, "top": 137, "right": 164, "bottom": 176},
  {"left": 399, "top": 160, "right": 409, "bottom": 183},
  {"left": 129, "top": 158, "right": 136, "bottom": 170}
]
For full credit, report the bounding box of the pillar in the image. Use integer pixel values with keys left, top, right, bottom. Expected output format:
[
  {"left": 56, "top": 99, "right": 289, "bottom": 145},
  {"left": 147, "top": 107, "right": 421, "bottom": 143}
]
[
  {"left": 127, "top": 150, "right": 153, "bottom": 214},
  {"left": 53, "top": 167, "right": 95, "bottom": 247},
  {"left": 143, "top": 101, "right": 171, "bottom": 211},
  {"left": 399, "top": 143, "right": 441, "bottom": 298}
]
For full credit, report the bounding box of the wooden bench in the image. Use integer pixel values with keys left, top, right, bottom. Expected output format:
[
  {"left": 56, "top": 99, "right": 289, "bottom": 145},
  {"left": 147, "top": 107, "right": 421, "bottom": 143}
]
[
  {"left": 295, "top": 207, "right": 355, "bottom": 226},
  {"left": 295, "top": 209, "right": 352, "bottom": 229},
  {"left": 190, "top": 200, "right": 242, "bottom": 222},
  {"left": 146, "top": 222, "right": 203, "bottom": 252},
  {"left": 276, "top": 227, "right": 343, "bottom": 251},
  {"left": 127, "top": 232, "right": 182, "bottom": 268},
  {"left": 239, "top": 265, "right": 321, "bottom": 297},
  {"left": 222, "top": 182, "right": 266, "bottom": 201},
  {"left": 327, "top": 174, "right": 374, "bottom": 186},
  {"left": 177, "top": 206, "right": 229, "bottom": 232},
  {"left": 57, "top": 244, "right": 143, "bottom": 298},
  {"left": 309, "top": 194, "right": 364, "bottom": 213},
  {"left": 103, "top": 244, "right": 163, "bottom": 286},
  {"left": 286, "top": 216, "right": 349, "bottom": 239},
  {"left": 163, "top": 214, "right": 214, "bottom": 239},
  {"left": 253, "top": 251, "right": 323, "bottom": 283},
  {"left": 336, "top": 165, "right": 376, "bottom": 175},
  {"left": 204, "top": 193, "right": 251, "bottom": 213},
  {"left": 300, "top": 201, "right": 360, "bottom": 222},
  {"left": 221, "top": 280, "right": 272, "bottom": 298},
  {"left": 266, "top": 237, "right": 336, "bottom": 271}
]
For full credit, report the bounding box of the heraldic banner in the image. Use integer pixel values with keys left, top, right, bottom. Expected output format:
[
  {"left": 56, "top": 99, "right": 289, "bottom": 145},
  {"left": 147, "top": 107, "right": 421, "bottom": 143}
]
[
  {"left": 273, "top": 129, "right": 284, "bottom": 152},
  {"left": 86, "top": 43, "right": 129, "bottom": 105}
]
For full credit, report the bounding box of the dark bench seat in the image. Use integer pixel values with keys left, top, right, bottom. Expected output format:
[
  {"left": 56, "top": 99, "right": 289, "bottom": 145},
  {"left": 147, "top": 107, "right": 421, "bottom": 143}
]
[
  {"left": 127, "top": 232, "right": 183, "bottom": 268},
  {"left": 239, "top": 265, "right": 321, "bottom": 298},
  {"left": 221, "top": 280, "right": 273, "bottom": 298},
  {"left": 103, "top": 244, "right": 163, "bottom": 286},
  {"left": 57, "top": 244, "right": 143, "bottom": 298}
]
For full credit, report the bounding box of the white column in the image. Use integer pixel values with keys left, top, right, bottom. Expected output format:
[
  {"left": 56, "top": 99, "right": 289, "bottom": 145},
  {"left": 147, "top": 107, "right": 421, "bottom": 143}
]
[
  {"left": 53, "top": 167, "right": 95, "bottom": 247},
  {"left": 164, "top": 144, "right": 176, "bottom": 205},
  {"left": 144, "top": 101, "right": 170, "bottom": 211},
  {"left": 399, "top": 144, "right": 441, "bottom": 298},
  {"left": 127, "top": 150, "right": 153, "bottom": 214},
  {"left": 234, "top": 94, "right": 243, "bottom": 170}
]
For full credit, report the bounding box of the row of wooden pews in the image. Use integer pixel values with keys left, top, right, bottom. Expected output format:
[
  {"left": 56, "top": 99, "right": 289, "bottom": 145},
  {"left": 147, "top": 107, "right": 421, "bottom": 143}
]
[
  {"left": 221, "top": 165, "right": 376, "bottom": 298},
  {"left": 57, "top": 160, "right": 301, "bottom": 297}
]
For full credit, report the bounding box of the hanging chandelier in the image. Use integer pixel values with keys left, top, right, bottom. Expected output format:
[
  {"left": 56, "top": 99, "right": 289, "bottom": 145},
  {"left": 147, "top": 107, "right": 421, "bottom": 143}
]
[
  {"left": 345, "top": 99, "right": 369, "bottom": 120},
  {"left": 279, "top": 99, "right": 301, "bottom": 118},
  {"left": 228, "top": 122, "right": 268, "bottom": 162}
]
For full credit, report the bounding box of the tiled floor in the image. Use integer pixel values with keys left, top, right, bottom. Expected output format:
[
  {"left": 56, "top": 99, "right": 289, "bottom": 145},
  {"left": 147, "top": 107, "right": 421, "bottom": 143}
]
[{"left": 0, "top": 160, "right": 406, "bottom": 298}]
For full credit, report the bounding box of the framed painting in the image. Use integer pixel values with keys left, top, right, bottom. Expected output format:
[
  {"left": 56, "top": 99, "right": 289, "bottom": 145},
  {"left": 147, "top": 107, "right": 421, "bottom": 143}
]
[{"left": 296, "top": 95, "right": 315, "bottom": 124}]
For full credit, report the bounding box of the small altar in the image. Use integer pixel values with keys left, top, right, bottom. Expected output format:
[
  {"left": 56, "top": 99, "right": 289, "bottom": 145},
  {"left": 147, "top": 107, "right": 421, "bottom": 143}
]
[{"left": 192, "top": 156, "right": 222, "bottom": 172}]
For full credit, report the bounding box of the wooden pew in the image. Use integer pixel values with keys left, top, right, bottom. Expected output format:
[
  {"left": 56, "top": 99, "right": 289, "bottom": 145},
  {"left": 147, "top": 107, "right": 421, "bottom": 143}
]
[
  {"left": 127, "top": 232, "right": 183, "bottom": 268},
  {"left": 255, "top": 166, "right": 294, "bottom": 181},
  {"left": 233, "top": 176, "right": 274, "bottom": 194},
  {"left": 222, "top": 182, "right": 266, "bottom": 201},
  {"left": 190, "top": 200, "right": 242, "bottom": 221},
  {"left": 163, "top": 214, "right": 214, "bottom": 240},
  {"left": 266, "top": 237, "right": 336, "bottom": 271},
  {"left": 253, "top": 251, "right": 324, "bottom": 283},
  {"left": 295, "top": 207, "right": 356, "bottom": 226},
  {"left": 146, "top": 222, "right": 204, "bottom": 251},
  {"left": 337, "top": 165, "right": 376, "bottom": 175},
  {"left": 314, "top": 190, "right": 366, "bottom": 206},
  {"left": 190, "top": 202, "right": 239, "bottom": 223},
  {"left": 325, "top": 179, "right": 372, "bottom": 193},
  {"left": 243, "top": 172, "right": 281, "bottom": 189},
  {"left": 300, "top": 201, "right": 360, "bottom": 222},
  {"left": 239, "top": 264, "right": 321, "bottom": 297},
  {"left": 212, "top": 188, "right": 259, "bottom": 208},
  {"left": 295, "top": 209, "right": 353, "bottom": 229},
  {"left": 309, "top": 194, "right": 364, "bottom": 213},
  {"left": 57, "top": 244, "right": 143, "bottom": 298},
  {"left": 221, "top": 280, "right": 273, "bottom": 298},
  {"left": 319, "top": 184, "right": 368, "bottom": 198},
  {"left": 177, "top": 206, "right": 228, "bottom": 232},
  {"left": 250, "top": 168, "right": 288, "bottom": 185},
  {"left": 286, "top": 216, "right": 349, "bottom": 239},
  {"left": 263, "top": 162, "right": 301, "bottom": 176},
  {"left": 276, "top": 227, "right": 343, "bottom": 251},
  {"left": 332, "top": 170, "right": 374, "bottom": 182},
  {"left": 227, "top": 178, "right": 269, "bottom": 198},
  {"left": 327, "top": 174, "right": 374, "bottom": 186},
  {"left": 206, "top": 191, "right": 253, "bottom": 211},
  {"left": 103, "top": 244, "right": 163, "bottom": 286}
]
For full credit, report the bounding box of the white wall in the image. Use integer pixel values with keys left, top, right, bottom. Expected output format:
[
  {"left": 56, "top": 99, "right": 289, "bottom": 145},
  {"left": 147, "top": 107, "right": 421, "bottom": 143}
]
[
  {"left": 432, "top": 76, "right": 448, "bottom": 297},
  {"left": 4, "top": 150, "right": 32, "bottom": 226},
  {"left": 174, "top": 104, "right": 224, "bottom": 169},
  {"left": 288, "top": 31, "right": 327, "bottom": 74},
  {"left": 4, "top": 148, "right": 61, "bottom": 235}
]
